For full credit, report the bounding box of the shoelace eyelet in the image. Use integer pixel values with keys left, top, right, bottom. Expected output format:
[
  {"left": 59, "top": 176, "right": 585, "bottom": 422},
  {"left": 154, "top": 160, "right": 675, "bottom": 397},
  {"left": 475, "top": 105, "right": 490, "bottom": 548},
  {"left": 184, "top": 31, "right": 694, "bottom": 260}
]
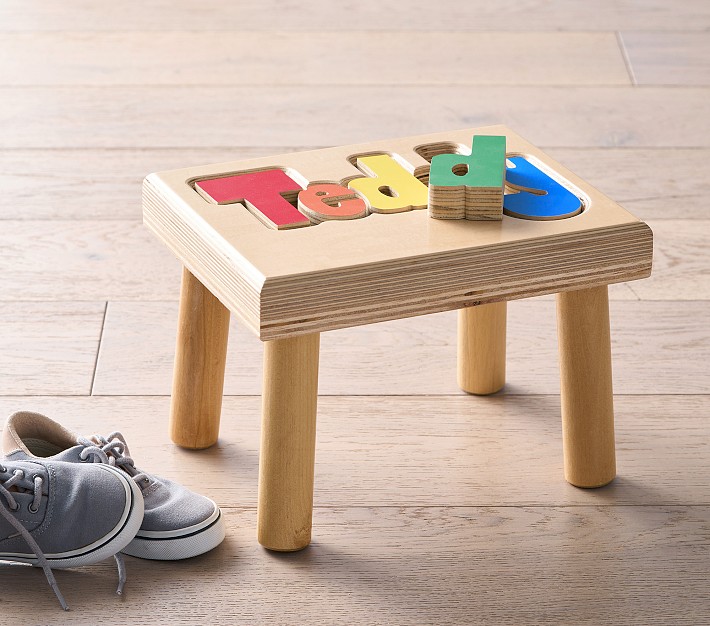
[
  {"left": 28, "top": 503, "right": 39, "bottom": 513},
  {"left": 9, "top": 503, "right": 20, "bottom": 512}
]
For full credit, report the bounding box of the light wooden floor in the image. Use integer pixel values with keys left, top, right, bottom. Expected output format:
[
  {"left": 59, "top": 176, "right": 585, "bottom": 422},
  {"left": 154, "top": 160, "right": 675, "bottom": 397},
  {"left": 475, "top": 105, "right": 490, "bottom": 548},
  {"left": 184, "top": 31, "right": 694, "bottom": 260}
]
[{"left": 1, "top": 2, "right": 709, "bottom": 624}]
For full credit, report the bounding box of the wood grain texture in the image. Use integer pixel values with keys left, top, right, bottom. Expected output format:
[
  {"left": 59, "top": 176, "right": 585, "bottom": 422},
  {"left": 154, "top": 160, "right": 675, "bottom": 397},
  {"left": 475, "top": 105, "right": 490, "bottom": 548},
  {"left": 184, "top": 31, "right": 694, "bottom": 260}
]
[
  {"left": 0, "top": 220, "right": 181, "bottom": 300},
  {"left": 0, "top": 395, "right": 707, "bottom": 508},
  {"left": 0, "top": 148, "right": 274, "bottom": 220},
  {"left": 144, "top": 126, "right": 653, "bottom": 340},
  {"left": 457, "top": 302, "right": 507, "bottom": 395},
  {"left": 0, "top": 32, "right": 630, "bottom": 86},
  {"left": 258, "top": 334, "right": 320, "bottom": 550},
  {"left": 546, "top": 148, "right": 710, "bottom": 221},
  {"left": 0, "top": 504, "right": 708, "bottom": 624},
  {"left": 628, "top": 220, "right": 710, "bottom": 300},
  {"left": 2, "top": 87, "right": 709, "bottom": 149},
  {"left": 1, "top": 0, "right": 708, "bottom": 32},
  {"left": 0, "top": 302, "right": 105, "bottom": 395},
  {"left": 622, "top": 32, "right": 710, "bottom": 85},
  {"left": 93, "top": 300, "right": 710, "bottom": 396},
  {"left": 170, "top": 268, "right": 230, "bottom": 449},
  {"left": 3, "top": 148, "right": 702, "bottom": 221},
  {"left": 557, "top": 286, "right": 616, "bottom": 488}
]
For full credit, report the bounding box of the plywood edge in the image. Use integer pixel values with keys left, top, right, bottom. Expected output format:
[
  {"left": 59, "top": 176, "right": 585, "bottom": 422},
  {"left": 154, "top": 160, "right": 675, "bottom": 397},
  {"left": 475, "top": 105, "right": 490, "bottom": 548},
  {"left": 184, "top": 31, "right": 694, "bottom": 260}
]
[
  {"left": 142, "top": 173, "right": 266, "bottom": 334},
  {"left": 256, "top": 221, "right": 653, "bottom": 340}
]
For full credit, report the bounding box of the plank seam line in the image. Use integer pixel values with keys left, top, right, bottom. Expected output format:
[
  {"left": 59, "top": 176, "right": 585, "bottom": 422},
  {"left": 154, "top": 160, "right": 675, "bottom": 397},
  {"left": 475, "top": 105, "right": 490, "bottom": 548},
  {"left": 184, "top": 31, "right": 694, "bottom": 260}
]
[
  {"left": 89, "top": 301, "right": 108, "bottom": 395},
  {"left": 616, "top": 31, "right": 637, "bottom": 86}
]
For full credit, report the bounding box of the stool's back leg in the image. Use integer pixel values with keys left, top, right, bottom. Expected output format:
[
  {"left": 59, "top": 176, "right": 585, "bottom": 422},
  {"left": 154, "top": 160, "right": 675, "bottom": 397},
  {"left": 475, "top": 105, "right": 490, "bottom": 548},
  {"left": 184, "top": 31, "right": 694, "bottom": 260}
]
[
  {"left": 457, "top": 301, "right": 507, "bottom": 395},
  {"left": 556, "top": 285, "right": 616, "bottom": 488},
  {"left": 258, "top": 332, "right": 320, "bottom": 551},
  {"left": 170, "top": 267, "right": 230, "bottom": 449}
]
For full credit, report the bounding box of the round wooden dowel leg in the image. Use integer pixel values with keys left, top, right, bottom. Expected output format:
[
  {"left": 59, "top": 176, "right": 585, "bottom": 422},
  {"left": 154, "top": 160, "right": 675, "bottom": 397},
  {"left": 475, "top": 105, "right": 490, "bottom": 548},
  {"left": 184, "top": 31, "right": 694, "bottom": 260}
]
[
  {"left": 556, "top": 285, "right": 616, "bottom": 488},
  {"left": 457, "top": 301, "right": 507, "bottom": 395},
  {"left": 169, "top": 267, "right": 230, "bottom": 450},
  {"left": 258, "top": 333, "right": 320, "bottom": 552}
]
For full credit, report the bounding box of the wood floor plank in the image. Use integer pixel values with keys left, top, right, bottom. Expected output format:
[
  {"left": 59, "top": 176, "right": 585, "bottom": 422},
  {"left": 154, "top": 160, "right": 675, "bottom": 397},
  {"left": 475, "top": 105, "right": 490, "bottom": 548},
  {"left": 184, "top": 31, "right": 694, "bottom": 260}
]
[
  {"left": 0, "top": 32, "right": 630, "bottom": 86},
  {"left": 0, "top": 395, "right": 707, "bottom": 507},
  {"left": 546, "top": 148, "right": 710, "bottom": 220},
  {"left": 622, "top": 32, "right": 710, "bottom": 85},
  {"left": 629, "top": 220, "right": 710, "bottom": 300},
  {"left": 1, "top": 87, "right": 709, "bottom": 149},
  {"left": 0, "top": 148, "right": 306, "bottom": 220},
  {"left": 94, "top": 300, "right": 709, "bottom": 396},
  {"left": 3, "top": 147, "right": 704, "bottom": 221},
  {"left": 1, "top": 0, "right": 708, "bottom": 32},
  {"left": 0, "top": 302, "right": 105, "bottom": 395},
  {"left": 0, "top": 221, "right": 181, "bottom": 300},
  {"left": 0, "top": 505, "right": 707, "bottom": 624}
]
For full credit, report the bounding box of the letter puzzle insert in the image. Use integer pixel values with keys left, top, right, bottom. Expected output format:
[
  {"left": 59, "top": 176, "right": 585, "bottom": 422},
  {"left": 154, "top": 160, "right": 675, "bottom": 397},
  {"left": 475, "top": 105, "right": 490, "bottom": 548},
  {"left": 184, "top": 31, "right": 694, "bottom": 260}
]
[
  {"left": 193, "top": 139, "right": 580, "bottom": 229},
  {"left": 428, "top": 135, "right": 507, "bottom": 221}
]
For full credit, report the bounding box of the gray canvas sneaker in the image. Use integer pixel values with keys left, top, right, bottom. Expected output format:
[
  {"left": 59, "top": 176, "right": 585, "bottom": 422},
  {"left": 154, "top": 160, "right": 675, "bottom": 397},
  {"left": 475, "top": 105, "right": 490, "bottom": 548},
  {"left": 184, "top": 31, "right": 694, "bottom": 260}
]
[
  {"left": 3, "top": 411, "right": 225, "bottom": 561},
  {"left": 0, "top": 458, "right": 144, "bottom": 610}
]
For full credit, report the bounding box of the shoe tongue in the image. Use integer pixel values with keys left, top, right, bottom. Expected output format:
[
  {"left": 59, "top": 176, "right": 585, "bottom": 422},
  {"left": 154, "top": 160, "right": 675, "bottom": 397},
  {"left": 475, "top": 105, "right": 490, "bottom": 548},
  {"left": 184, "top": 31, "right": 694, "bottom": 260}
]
[{"left": 51, "top": 445, "right": 86, "bottom": 463}]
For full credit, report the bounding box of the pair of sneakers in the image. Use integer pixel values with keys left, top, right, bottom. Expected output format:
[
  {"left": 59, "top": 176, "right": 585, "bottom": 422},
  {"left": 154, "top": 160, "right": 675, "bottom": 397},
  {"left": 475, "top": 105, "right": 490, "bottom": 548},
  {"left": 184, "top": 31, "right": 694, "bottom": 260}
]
[{"left": 0, "top": 411, "right": 225, "bottom": 610}]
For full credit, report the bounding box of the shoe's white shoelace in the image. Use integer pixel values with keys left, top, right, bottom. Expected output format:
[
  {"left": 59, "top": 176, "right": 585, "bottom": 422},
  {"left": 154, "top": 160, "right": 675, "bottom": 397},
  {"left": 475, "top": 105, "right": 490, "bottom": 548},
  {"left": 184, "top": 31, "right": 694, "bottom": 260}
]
[
  {"left": 78, "top": 432, "right": 150, "bottom": 485},
  {"left": 0, "top": 466, "right": 68, "bottom": 610}
]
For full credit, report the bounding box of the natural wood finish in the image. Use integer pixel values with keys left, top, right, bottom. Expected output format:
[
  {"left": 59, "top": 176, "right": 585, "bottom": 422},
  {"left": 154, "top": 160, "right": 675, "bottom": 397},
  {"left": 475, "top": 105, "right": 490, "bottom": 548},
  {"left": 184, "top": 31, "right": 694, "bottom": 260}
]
[
  {"left": 557, "top": 286, "right": 616, "bottom": 488},
  {"left": 258, "top": 333, "right": 320, "bottom": 551},
  {"left": 621, "top": 32, "right": 710, "bottom": 86},
  {"left": 0, "top": 33, "right": 630, "bottom": 86},
  {"left": 2, "top": 0, "right": 708, "bottom": 32},
  {"left": 144, "top": 126, "right": 653, "bottom": 340},
  {"left": 457, "top": 302, "right": 507, "bottom": 395},
  {"left": 169, "top": 267, "right": 230, "bottom": 449},
  {"left": 3, "top": 87, "right": 710, "bottom": 149}
]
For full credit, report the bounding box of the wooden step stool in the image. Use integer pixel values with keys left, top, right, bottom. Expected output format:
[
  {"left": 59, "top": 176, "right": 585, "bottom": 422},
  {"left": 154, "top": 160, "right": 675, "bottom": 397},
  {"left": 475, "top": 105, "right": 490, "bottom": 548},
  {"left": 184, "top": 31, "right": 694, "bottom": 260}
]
[{"left": 143, "top": 125, "right": 653, "bottom": 551}]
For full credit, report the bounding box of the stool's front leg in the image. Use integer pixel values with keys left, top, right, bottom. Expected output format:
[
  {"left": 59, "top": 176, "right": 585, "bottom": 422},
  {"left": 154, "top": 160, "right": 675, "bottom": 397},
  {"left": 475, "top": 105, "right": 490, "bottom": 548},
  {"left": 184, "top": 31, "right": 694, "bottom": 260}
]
[
  {"left": 170, "top": 267, "right": 230, "bottom": 449},
  {"left": 258, "top": 333, "right": 320, "bottom": 551},
  {"left": 457, "top": 301, "right": 507, "bottom": 395},
  {"left": 556, "top": 285, "right": 616, "bottom": 488}
]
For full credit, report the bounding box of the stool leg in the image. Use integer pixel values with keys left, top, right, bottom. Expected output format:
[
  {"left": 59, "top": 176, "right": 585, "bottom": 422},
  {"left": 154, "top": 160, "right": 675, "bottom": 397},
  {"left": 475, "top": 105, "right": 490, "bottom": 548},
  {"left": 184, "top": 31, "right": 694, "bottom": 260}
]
[
  {"left": 258, "top": 333, "right": 320, "bottom": 551},
  {"left": 169, "top": 267, "right": 230, "bottom": 449},
  {"left": 556, "top": 285, "right": 616, "bottom": 488},
  {"left": 457, "top": 302, "right": 507, "bottom": 395}
]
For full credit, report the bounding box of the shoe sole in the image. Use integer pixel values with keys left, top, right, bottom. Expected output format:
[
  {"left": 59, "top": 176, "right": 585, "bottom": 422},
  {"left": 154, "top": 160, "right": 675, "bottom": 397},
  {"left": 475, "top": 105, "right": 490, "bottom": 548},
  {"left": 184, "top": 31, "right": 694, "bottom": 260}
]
[
  {"left": 0, "top": 464, "right": 144, "bottom": 568},
  {"left": 121, "top": 503, "right": 225, "bottom": 560}
]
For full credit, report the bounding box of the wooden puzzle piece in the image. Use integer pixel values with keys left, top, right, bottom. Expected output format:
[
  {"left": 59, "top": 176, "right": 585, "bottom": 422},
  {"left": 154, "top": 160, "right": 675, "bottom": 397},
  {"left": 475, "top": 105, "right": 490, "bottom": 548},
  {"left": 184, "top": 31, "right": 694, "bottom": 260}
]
[
  {"left": 195, "top": 169, "right": 310, "bottom": 230},
  {"left": 348, "top": 154, "right": 428, "bottom": 213},
  {"left": 428, "top": 135, "right": 506, "bottom": 221},
  {"left": 504, "top": 157, "right": 582, "bottom": 220},
  {"left": 298, "top": 183, "right": 369, "bottom": 224}
]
